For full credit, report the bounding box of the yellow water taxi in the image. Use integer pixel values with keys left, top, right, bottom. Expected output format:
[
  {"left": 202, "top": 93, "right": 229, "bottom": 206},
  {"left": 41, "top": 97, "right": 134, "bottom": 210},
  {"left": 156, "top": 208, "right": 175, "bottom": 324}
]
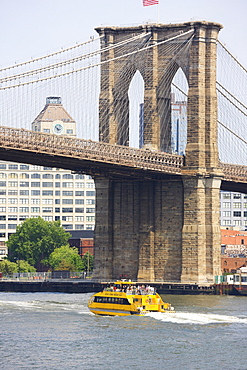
[{"left": 88, "top": 281, "right": 175, "bottom": 316}]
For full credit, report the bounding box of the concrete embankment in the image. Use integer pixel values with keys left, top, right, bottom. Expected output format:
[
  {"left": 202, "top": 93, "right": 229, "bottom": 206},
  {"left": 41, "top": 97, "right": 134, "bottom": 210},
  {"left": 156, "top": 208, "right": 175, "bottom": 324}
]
[{"left": 0, "top": 280, "right": 216, "bottom": 294}]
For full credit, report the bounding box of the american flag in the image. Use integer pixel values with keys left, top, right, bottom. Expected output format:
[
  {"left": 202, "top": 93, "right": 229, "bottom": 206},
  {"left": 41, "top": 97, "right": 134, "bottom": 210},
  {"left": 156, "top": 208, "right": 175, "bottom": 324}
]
[{"left": 143, "top": 0, "right": 159, "bottom": 6}]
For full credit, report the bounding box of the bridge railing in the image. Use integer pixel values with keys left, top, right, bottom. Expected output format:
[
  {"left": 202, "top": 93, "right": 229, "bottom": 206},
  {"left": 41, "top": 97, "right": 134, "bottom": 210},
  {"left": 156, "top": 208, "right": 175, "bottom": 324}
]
[
  {"left": 220, "top": 162, "right": 247, "bottom": 183},
  {"left": 0, "top": 126, "right": 184, "bottom": 174}
]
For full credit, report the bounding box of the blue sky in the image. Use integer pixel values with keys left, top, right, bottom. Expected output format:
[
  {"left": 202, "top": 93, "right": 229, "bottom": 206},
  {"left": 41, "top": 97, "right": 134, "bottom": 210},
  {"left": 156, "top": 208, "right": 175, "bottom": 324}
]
[{"left": 1, "top": 0, "right": 247, "bottom": 67}]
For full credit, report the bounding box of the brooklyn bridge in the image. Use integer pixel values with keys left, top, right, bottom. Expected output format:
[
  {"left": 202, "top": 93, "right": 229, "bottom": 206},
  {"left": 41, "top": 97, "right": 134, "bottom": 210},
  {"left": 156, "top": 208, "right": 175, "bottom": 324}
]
[{"left": 0, "top": 21, "right": 246, "bottom": 283}]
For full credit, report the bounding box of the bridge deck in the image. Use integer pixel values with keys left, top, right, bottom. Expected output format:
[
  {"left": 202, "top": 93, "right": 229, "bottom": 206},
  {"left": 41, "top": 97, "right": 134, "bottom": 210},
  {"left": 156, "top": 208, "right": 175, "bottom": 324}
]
[{"left": 0, "top": 126, "right": 246, "bottom": 190}]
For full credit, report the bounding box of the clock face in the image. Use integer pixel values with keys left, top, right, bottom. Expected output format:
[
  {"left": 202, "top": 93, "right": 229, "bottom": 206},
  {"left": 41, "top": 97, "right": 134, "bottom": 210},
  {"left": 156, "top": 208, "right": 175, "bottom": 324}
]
[{"left": 53, "top": 122, "right": 64, "bottom": 135}]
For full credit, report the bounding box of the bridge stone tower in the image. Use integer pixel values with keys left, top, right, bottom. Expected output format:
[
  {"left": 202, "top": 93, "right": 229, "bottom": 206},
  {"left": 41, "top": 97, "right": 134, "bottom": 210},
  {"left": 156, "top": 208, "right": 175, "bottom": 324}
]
[{"left": 93, "top": 21, "right": 223, "bottom": 284}]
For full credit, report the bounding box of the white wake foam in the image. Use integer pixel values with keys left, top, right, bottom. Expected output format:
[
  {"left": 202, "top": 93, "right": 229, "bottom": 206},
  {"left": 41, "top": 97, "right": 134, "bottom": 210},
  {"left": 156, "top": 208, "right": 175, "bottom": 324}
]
[{"left": 147, "top": 311, "right": 247, "bottom": 325}]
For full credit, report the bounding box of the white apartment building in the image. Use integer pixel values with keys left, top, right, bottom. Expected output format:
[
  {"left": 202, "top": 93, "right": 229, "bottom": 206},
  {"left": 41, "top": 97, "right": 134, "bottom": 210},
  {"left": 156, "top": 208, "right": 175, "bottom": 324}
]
[
  {"left": 220, "top": 191, "right": 247, "bottom": 230},
  {"left": 0, "top": 97, "right": 95, "bottom": 260}
]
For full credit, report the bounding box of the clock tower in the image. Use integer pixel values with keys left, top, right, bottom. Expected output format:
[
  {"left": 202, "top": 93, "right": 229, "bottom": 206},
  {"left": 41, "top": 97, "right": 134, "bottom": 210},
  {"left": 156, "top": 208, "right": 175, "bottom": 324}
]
[{"left": 31, "top": 96, "right": 76, "bottom": 137}]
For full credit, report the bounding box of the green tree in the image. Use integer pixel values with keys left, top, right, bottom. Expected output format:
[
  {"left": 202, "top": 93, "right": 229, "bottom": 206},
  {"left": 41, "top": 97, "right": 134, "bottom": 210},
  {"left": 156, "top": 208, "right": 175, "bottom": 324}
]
[
  {"left": 82, "top": 252, "right": 94, "bottom": 273},
  {"left": 48, "top": 245, "right": 84, "bottom": 271},
  {"left": 0, "top": 260, "right": 18, "bottom": 275},
  {"left": 17, "top": 260, "right": 36, "bottom": 273},
  {"left": 7, "top": 217, "right": 71, "bottom": 268}
]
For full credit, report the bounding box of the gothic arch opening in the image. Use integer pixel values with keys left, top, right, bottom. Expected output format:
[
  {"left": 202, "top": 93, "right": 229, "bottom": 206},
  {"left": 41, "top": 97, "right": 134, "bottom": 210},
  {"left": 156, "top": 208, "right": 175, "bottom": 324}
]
[
  {"left": 128, "top": 70, "right": 144, "bottom": 148},
  {"left": 171, "top": 67, "right": 188, "bottom": 155}
]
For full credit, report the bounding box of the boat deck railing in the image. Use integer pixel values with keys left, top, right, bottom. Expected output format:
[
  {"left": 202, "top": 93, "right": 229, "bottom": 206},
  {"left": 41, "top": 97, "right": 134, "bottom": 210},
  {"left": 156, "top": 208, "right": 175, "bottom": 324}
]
[{"left": 104, "top": 286, "right": 157, "bottom": 295}]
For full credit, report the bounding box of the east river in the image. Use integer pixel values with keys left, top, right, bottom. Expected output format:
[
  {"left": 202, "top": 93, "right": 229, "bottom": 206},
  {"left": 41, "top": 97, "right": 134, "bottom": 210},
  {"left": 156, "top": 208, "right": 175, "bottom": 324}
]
[{"left": 1, "top": 292, "right": 247, "bottom": 369}]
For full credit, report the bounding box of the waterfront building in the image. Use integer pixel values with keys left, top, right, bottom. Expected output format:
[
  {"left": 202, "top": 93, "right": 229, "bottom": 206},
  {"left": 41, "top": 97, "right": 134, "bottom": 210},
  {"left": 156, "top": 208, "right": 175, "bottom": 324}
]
[
  {"left": 0, "top": 97, "right": 95, "bottom": 260},
  {"left": 220, "top": 191, "right": 247, "bottom": 230}
]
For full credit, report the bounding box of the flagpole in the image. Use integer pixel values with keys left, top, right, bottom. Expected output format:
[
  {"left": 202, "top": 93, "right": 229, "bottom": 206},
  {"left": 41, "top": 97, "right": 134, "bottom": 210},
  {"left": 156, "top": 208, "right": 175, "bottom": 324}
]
[{"left": 157, "top": 1, "right": 160, "bottom": 24}]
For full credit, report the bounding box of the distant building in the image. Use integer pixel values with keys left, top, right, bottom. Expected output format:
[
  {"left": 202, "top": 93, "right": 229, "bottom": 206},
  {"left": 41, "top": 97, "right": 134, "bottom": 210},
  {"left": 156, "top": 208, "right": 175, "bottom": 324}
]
[
  {"left": 221, "top": 229, "right": 247, "bottom": 273},
  {"left": 0, "top": 97, "right": 95, "bottom": 260},
  {"left": 220, "top": 191, "right": 247, "bottom": 230}
]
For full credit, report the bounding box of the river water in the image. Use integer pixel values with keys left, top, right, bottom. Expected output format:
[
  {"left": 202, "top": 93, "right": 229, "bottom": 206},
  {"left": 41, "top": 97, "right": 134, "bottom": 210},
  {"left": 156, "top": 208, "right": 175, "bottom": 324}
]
[{"left": 1, "top": 292, "right": 247, "bottom": 370}]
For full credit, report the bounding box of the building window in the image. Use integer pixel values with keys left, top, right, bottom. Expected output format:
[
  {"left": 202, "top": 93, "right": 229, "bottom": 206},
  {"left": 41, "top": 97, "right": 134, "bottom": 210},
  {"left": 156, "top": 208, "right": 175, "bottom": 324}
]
[
  {"left": 75, "top": 199, "right": 84, "bottom": 204},
  {"left": 0, "top": 190, "right": 6, "bottom": 195},
  {"left": 86, "top": 224, "right": 94, "bottom": 230},
  {"left": 222, "top": 202, "right": 231, "bottom": 208},
  {"left": 55, "top": 199, "right": 60, "bottom": 204},
  {"left": 0, "top": 173, "right": 7, "bottom": 178},
  {"left": 75, "top": 225, "right": 84, "bottom": 230},
  {"left": 19, "top": 207, "right": 29, "bottom": 213},
  {"left": 9, "top": 164, "right": 18, "bottom": 170},
  {"left": 55, "top": 174, "right": 61, "bottom": 179},
  {"left": 55, "top": 191, "right": 60, "bottom": 196},
  {"left": 55, "top": 208, "right": 60, "bottom": 213},
  {"left": 20, "top": 199, "right": 29, "bottom": 204},
  {"left": 31, "top": 190, "right": 40, "bottom": 196},
  {"left": 233, "top": 193, "right": 241, "bottom": 199},
  {"left": 20, "top": 182, "right": 29, "bottom": 187},
  {"left": 86, "top": 216, "right": 95, "bottom": 222},
  {"left": 42, "top": 199, "right": 53, "bottom": 205},
  {"left": 75, "top": 208, "right": 84, "bottom": 213},
  {"left": 63, "top": 174, "right": 73, "bottom": 179},
  {"left": 8, "top": 198, "right": 18, "bottom": 204},
  {"left": 8, "top": 224, "right": 17, "bottom": 229},
  {"left": 62, "top": 191, "right": 73, "bottom": 196},
  {"left": 222, "top": 193, "right": 231, "bottom": 199},
  {"left": 55, "top": 183, "right": 61, "bottom": 188},
  {"left": 8, "top": 215, "right": 17, "bottom": 221},
  {"left": 0, "top": 224, "right": 6, "bottom": 229},
  {"left": 222, "top": 220, "right": 231, "bottom": 226},
  {"left": 0, "top": 199, "right": 6, "bottom": 204},
  {"left": 20, "top": 190, "right": 29, "bottom": 195},
  {"left": 86, "top": 199, "right": 95, "bottom": 205},
  {"left": 31, "top": 174, "right": 40, "bottom": 179},
  {"left": 62, "top": 182, "right": 73, "bottom": 188},
  {"left": 75, "top": 216, "right": 84, "bottom": 222},
  {"left": 62, "top": 224, "right": 73, "bottom": 230},
  {"left": 43, "top": 216, "right": 53, "bottom": 221},
  {"left": 42, "top": 182, "right": 53, "bottom": 187},
  {"left": 20, "top": 173, "right": 29, "bottom": 179},
  {"left": 31, "top": 199, "right": 40, "bottom": 204},
  {"left": 8, "top": 207, "right": 18, "bottom": 212},
  {"left": 43, "top": 174, "right": 53, "bottom": 179},
  {"left": 86, "top": 191, "right": 95, "bottom": 197},
  {"left": 86, "top": 208, "right": 95, "bottom": 213},
  {"left": 75, "top": 191, "right": 84, "bottom": 196},
  {"left": 31, "top": 207, "right": 40, "bottom": 213},
  {"left": 0, "top": 182, "right": 7, "bottom": 187},
  {"left": 0, "top": 215, "right": 6, "bottom": 220},
  {"left": 62, "top": 208, "right": 73, "bottom": 213},
  {"left": 0, "top": 207, "right": 6, "bottom": 212},
  {"left": 62, "top": 216, "right": 73, "bottom": 221},
  {"left": 20, "top": 165, "right": 29, "bottom": 170},
  {"left": 55, "top": 216, "right": 60, "bottom": 221},
  {"left": 42, "top": 190, "right": 53, "bottom": 196},
  {"left": 42, "top": 207, "right": 52, "bottom": 213},
  {"left": 233, "top": 211, "right": 241, "bottom": 217},
  {"left": 75, "top": 174, "right": 84, "bottom": 179},
  {"left": 0, "top": 164, "right": 6, "bottom": 169},
  {"left": 233, "top": 203, "right": 241, "bottom": 208},
  {"left": 233, "top": 220, "right": 242, "bottom": 226},
  {"left": 244, "top": 211, "right": 247, "bottom": 217},
  {"left": 66, "top": 129, "right": 73, "bottom": 134},
  {"left": 86, "top": 183, "right": 95, "bottom": 188},
  {"left": 0, "top": 233, "right": 6, "bottom": 237},
  {"left": 75, "top": 182, "right": 84, "bottom": 188},
  {"left": 62, "top": 199, "right": 73, "bottom": 204},
  {"left": 31, "top": 182, "right": 40, "bottom": 187}
]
